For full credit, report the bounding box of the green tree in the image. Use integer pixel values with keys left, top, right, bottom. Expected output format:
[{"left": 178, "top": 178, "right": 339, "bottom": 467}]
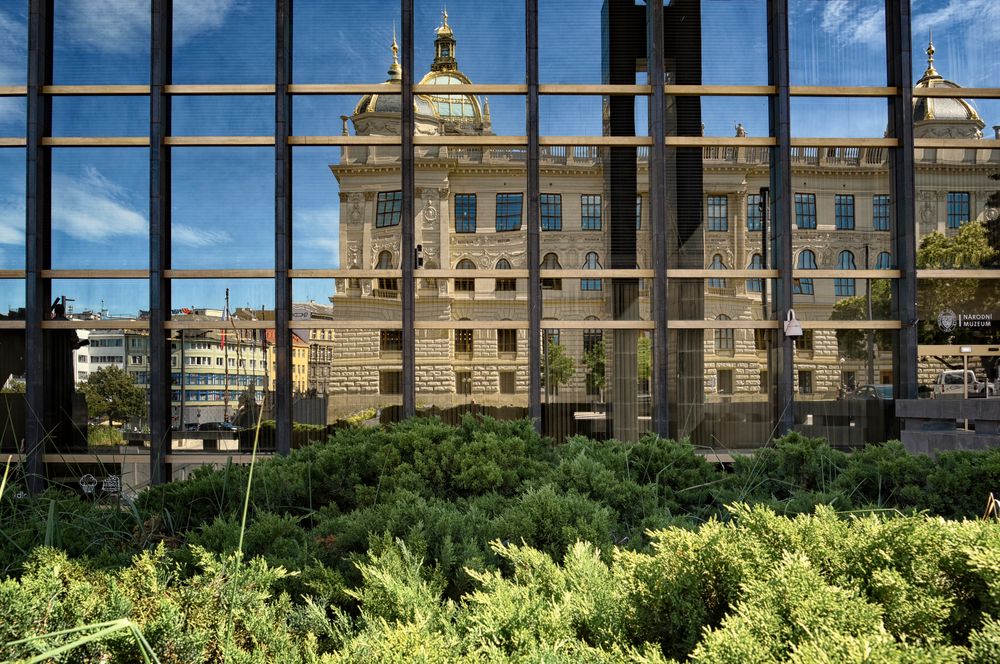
[
  {"left": 542, "top": 338, "right": 574, "bottom": 396},
  {"left": 582, "top": 336, "right": 606, "bottom": 397},
  {"left": 637, "top": 334, "right": 651, "bottom": 384},
  {"left": 81, "top": 366, "right": 147, "bottom": 425}
]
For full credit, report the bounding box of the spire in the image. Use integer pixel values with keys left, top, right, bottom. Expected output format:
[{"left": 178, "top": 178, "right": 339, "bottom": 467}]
[
  {"left": 431, "top": 6, "right": 458, "bottom": 72},
  {"left": 922, "top": 31, "right": 940, "bottom": 80},
  {"left": 387, "top": 23, "right": 402, "bottom": 82}
]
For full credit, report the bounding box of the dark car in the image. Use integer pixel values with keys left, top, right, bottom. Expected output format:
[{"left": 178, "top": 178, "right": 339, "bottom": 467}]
[
  {"left": 850, "top": 384, "right": 893, "bottom": 400},
  {"left": 199, "top": 421, "right": 239, "bottom": 432}
]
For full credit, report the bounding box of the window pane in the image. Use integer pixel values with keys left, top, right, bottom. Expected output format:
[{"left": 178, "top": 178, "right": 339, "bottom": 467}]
[
  {"left": 789, "top": 0, "right": 886, "bottom": 86},
  {"left": 294, "top": 95, "right": 402, "bottom": 137},
  {"left": 416, "top": 1, "right": 524, "bottom": 84},
  {"left": 541, "top": 95, "right": 646, "bottom": 137},
  {"left": 172, "top": 0, "right": 274, "bottom": 84},
  {"left": 0, "top": 330, "right": 25, "bottom": 454},
  {"left": 171, "top": 279, "right": 274, "bottom": 317},
  {"left": 50, "top": 279, "right": 149, "bottom": 319},
  {"left": 171, "top": 96, "right": 274, "bottom": 136},
  {"left": 0, "top": 97, "right": 26, "bottom": 137},
  {"left": 0, "top": 149, "right": 25, "bottom": 270},
  {"left": 293, "top": 0, "right": 400, "bottom": 84},
  {"left": 54, "top": 0, "right": 150, "bottom": 84},
  {"left": 51, "top": 148, "right": 149, "bottom": 269},
  {"left": 672, "top": 97, "right": 771, "bottom": 138},
  {"left": 0, "top": 279, "right": 24, "bottom": 318},
  {"left": 791, "top": 98, "right": 888, "bottom": 138},
  {"left": 0, "top": 3, "right": 28, "bottom": 86},
  {"left": 51, "top": 97, "right": 148, "bottom": 137},
  {"left": 171, "top": 147, "right": 274, "bottom": 269}
]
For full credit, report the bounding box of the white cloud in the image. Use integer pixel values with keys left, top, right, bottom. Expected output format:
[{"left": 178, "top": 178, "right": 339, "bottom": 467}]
[
  {"left": 172, "top": 224, "right": 232, "bottom": 247},
  {"left": 51, "top": 167, "right": 147, "bottom": 242},
  {"left": 294, "top": 206, "right": 340, "bottom": 265},
  {"left": 912, "top": 0, "right": 1000, "bottom": 43},
  {"left": 61, "top": 0, "right": 237, "bottom": 53},
  {"left": 0, "top": 9, "right": 27, "bottom": 83},
  {"left": 818, "top": 0, "right": 886, "bottom": 47},
  {"left": 0, "top": 197, "right": 25, "bottom": 247}
]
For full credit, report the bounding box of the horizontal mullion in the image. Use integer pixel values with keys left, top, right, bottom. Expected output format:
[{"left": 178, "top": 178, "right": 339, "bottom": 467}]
[
  {"left": 667, "top": 269, "right": 780, "bottom": 278},
  {"left": 285, "top": 320, "right": 401, "bottom": 329},
  {"left": 42, "top": 269, "right": 149, "bottom": 278},
  {"left": 668, "top": 320, "right": 777, "bottom": 329},
  {"left": 794, "top": 270, "right": 900, "bottom": 279},
  {"left": 665, "top": 137, "right": 775, "bottom": 147},
  {"left": 799, "top": 320, "right": 902, "bottom": 330},
  {"left": 164, "top": 84, "right": 275, "bottom": 95},
  {"left": 541, "top": 136, "right": 651, "bottom": 147},
  {"left": 165, "top": 136, "right": 275, "bottom": 146},
  {"left": 914, "top": 139, "right": 1000, "bottom": 149},
  {"left": 165, "top": 269, "right": 275, "bottom": 278},
  {"left": 540, "top": 320, "right": 655, "bottom": 330},
  {"left": 662, "top": 85, "right": 775, "bottom": 96},
  {"left": 165, "top": 320, "right": 275, "bottom": 330},
  {"left": 789, "top": 86, "right": 895, "bottom": 97},
  {"left": 42, "top": 320, "right": 149, "bottom": 330},
  {"left": 0, "top": 270, "right": 26, "bottom": 278},
  {"left": 288, "top": 83, "right": 402, "bottom": 94},
  {"left": 289, "top": 269, "right": 402, "bottom": 278},
  {"left": 791, "top": 138, "right": 898, "bottom": 147},
  {"left": 0, "top": 86, "right": 27, "bottom": 96},
  {"left": 916, "top": 269, "right": 1000, "bottom": 279},
  {"left": 540, "top": 269, "right": 654, "bottom": 278},
  {"left": 0, "top": 138, "right": 27, "bottom": 147},
  {"left": 288, "top": 136, "right": 400, "bottom": 146},
  {"left": 0, "top": 321, "right": 25, "bottom": 330},
  {"left": 42, "top": 137, "right": 149, "bottom": 147},
  {"left": 918, "top": 344, "right": 1000, "bottom": 354},
  {"left": 414, "top": 135, "right": 528, "bottom": 146},
  {"left": 415, "top": 320, "right": 528, "bottom": 329},
  {"left": 419, "top": 269, "right": 530, "bottom": 278},
  {"left": 539, "top": 84, "right": 650, "bottom": 95},
  {"left": 414, "top": 83, "right": 528, "bottom": 94},
  {"left": 42, "top": 85, "right": 149, "bottom": 95},
  {"left": 913, "top": 87, "right": 1000, "bottom": 98}
]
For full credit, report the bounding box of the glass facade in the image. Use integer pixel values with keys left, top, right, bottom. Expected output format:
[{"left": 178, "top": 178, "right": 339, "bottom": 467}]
[{"left": 3, "top": 0, "right": 1000, "bottom": 486}]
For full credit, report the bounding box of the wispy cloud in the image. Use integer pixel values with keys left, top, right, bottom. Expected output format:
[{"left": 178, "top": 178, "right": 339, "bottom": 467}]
[
  {"left": 172, "top": 224, "right": 232, "bottom": 247},
  {"left": 817, "top": 0, "right": 885, "bottom": 47},
  {"left": 61, "top": 0, "right": 237, "bottom": 53},
  {"left": 0, "top": 8, "right": 27, "bottom": 83},
  {"left": 294, "top": 206, "right": 340, "bottom": 266},
  {"left": 52, "top": 167, "right": 147, "bottom": 242},
  {"left": 0, "top": 195, "right": 25, "bottom": 247}
]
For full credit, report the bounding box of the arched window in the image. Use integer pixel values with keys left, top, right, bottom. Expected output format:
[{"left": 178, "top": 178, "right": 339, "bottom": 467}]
[
  {"left": 455, "top": 258, "right": 476, "bottom": 292},
  {"left": 793, "top": 249, "right": 816, "bottom": 295},
  {"left": 581, "top": 252, "right": 602, "bottom": 291},
  {"left": 541, "top": 252, "right": 562, "bottom": 290},
  {"left": 715, "top": 314, "right": 734, "bottom": 351},
  {"left": 835, "top": 250, "right": 856, "bottom": 296},
  {"left": 495, "top": 258, "right": 516, "bottom": 292},
  {"left": 876, "top": 251, "right": 892, "bottom": 269},
  {"left": 376, "top": 251, "right": 397, "bottom": 292},
  {"left": 746, "top": 253, "right": 764, "bottom": 292},
  {"left": 708, "top": 254, "right": 727, "bottom": 288}
]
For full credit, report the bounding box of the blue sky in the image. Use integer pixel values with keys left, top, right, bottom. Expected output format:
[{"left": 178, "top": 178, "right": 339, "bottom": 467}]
[{"left": 0, "top": 0, "right": 998, "bottom": 315}]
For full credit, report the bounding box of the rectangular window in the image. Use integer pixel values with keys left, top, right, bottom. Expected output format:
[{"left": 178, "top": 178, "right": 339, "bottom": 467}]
[
  {"left": 540, "top": 193, "right": 562, "bottom": 230},
  {"left": 455, "top": 194, "right": 476, "bottom": 233},
  {"left": 456, "top": 371, "right": 473, "bottom": 395},
  {"left": 499, "top": 371, "right": 517, "bottom": 394},
  {"left": 718, "top": 370, "right": 733, "bottom": 395},
  {"left": 873, "top": 194, "right": 890, "bottom": 231},
  {"left": 497, "top": 329, "right": 517, "bottom": 354},
  {"left": 795, "top": 193, "right": 816, "bottom": 229},
  {"left": 797, "top": 330, "right": 814, "bottom": 351},
  {"left": 581, "top": 194, "right": 602, "bottom": 230},
  {"left": 798, "top": 370, "right": 813, "bottom": 395},
  {"left": 495, "top": 275, "right": 516, "bottom": 292},
  {"left": 375, "top": 191, "right": 403, "bottom": 228},
  {"left": 754, "top": 329, "right": 768, "bottom": 351},
  {"left": 747, "top": 193, "right": 762, "bottom": 231},
  {"left": 947, "top": 192, "right": 970, "bottom": 228},
  {"left": 835, "top": 278, "right": 856, "bottom": 297},
  {"left": 835, "top": 194, "right": 855, "bottom": 230},
  {"left": 380, "top": 330, "right": 402, "bottom": 353},
  {"left": 707, "top": 195, "right": 728, "bottom": 231},
  {"left": 455, "top": 329, "right": 473, "bottom": 355},
  {"left": 635, "top": 195, "right": 642, "bottom": 229},
  {"left": 496, "top": 193, "right": 523, "bottom": 231},
  {"left": 379, "top": 370, "right": 401, "bottom": 395}
]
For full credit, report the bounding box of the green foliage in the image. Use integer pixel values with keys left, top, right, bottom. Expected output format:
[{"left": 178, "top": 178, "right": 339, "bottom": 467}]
[
  {"left": 80, "top": 365, "right": 147, "bottom": 425},
  {"left": 543, "top": 339, "right": 575, "bottom": 394}
]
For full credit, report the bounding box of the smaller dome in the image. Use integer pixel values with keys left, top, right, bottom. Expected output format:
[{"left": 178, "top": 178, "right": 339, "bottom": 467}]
[{"left": 912, "top": 38, "right": 985, "bottom": 139}]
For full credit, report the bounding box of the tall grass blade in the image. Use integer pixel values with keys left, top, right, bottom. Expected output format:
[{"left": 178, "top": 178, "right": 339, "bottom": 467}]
[
  {"left": 6, "top": 618, "right": 161, "bottom": 664},
  {"left": 44, "top": 498, "right": 56, "bottom": 548}
]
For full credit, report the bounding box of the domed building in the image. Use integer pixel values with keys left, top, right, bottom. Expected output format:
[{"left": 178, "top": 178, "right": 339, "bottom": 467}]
[{"left": 912, "top": 38, "right": 986, "bottom": 139}]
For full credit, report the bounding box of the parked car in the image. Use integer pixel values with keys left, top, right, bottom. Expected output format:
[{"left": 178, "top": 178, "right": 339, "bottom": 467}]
[
  {"left": 198, "top": 421, "right": 239, "bottom": 432},
  {"left": 850, "top": 384, "right": 893, "bottom": 400},
  {"left": 933, "top": 370, "right": 993, "bottom": 398}
]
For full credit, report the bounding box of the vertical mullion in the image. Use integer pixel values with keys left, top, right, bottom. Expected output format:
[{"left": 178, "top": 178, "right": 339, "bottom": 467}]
[
  {"left": 647, "top": 0, "right": 668, "bottom": 436},
  {"left": 887, "top": 0, "right": 916, "bottom": 401},
  {"left": 275, "top": 0, "right": 292, "bottom": 453},
  {"left": 24, "top": 0, "right": 53, "bottom": 493},
  {"left": 401, "top": 0, "right": 415, "bottom": 418},
  {"left": 149, "top": 0, "right": 172, "bottom": 484},
  {"left": 767, "top": 0, "right": 794, "bottom": 434},
  {"left": 527, "top": 0, "right": 541, "bottom": 431}
]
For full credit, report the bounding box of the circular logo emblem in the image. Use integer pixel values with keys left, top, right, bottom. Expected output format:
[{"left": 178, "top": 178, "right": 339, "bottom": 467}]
[{"left": 937, "top": 308, "right": 958, "bottom": 332}]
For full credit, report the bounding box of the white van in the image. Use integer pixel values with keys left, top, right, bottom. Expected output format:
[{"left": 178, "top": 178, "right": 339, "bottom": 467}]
[{"left": 933, "top": 370, "right": 993, "bottom": 398}]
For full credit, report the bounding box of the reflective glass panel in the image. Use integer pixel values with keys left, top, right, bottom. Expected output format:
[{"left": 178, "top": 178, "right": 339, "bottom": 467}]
[
  {"left": 51, "top": 97, "right": 148, "bottom": 137},
  {"left": 49, "top": 279, "right": 150, "bottom": 319},
  {"left": 293, "top": 0, "right": 400, "bottom": 84},
  {"left": 171, "top": 279, "right": 275, "bottom": 316},
  {"left": 53, "top": 0, "right": 150, "bottom": 84},
  {"left": 171, "top": 96, "right": 274, "bottom": 136},
  {"left": 0, "top": 97, "right": 26, "bottom": 137},
  {"left": 789, "top": 0, "right": 887, "bottom": 86},
  {"left": 0, "top": 149, "right": 25, "bottom": 270},
  {"left": 0, "top": 3, "right": 28, "bottom": 85},
  {"left": 172, "top": 0, "right": 274, "bottom": 84},
  {"left": 416, "top": 1, "right": 524, "bottom": 84}
]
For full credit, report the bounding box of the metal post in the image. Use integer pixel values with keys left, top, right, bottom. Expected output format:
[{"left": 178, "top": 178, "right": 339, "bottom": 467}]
[
  {"left": 149, "top": 0, "right": 172, "bottom": 483},
  {"left": 647, "top": 0, "right": 668, "bottom": 436},
  {"left": 865, "top": 243, "right": 875, "bottom": 385},
  {"left": 400, "top": 0, "right": 415, "bottom": 418},
  {"left": 274, "top": 0, "right": 293, "bottom": 453},
  {"left": 24, "top": 0, "right": 54, "bottom": 493},
  {"left": 886, "top": 0, "right": 918, "bottom": 400},
  {"left": 527, "top": 0, "right": 541, "bottom": 431},
  {"left": 767, "top": 0, "right": 794, "bottom": 434}
]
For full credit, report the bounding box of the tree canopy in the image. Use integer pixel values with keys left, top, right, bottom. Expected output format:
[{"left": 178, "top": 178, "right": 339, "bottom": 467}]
[{"left": 80, "top": 365, "right": 147, "bottom": 425}]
